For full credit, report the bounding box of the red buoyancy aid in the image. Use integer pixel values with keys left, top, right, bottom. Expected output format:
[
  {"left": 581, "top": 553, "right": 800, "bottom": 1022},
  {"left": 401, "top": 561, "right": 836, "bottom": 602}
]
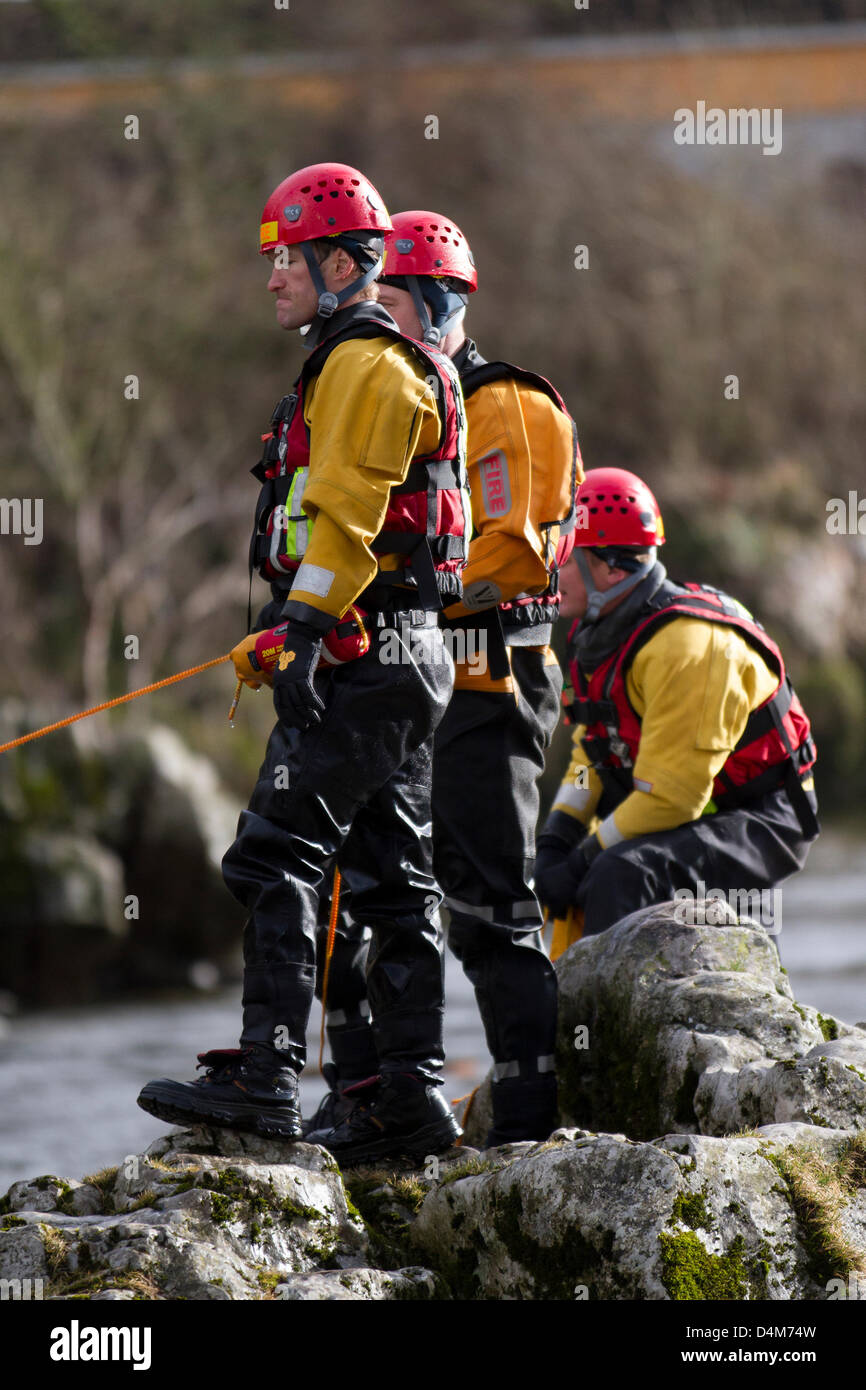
[
  {"left": 458, "top": 345, "right": 581, "bottom": 629},
  {"left": 567, "top": 581, "right": 818, "bottom": 836},
  {"left": 249, "top": 304, "right": 470, "bottom": 610}
]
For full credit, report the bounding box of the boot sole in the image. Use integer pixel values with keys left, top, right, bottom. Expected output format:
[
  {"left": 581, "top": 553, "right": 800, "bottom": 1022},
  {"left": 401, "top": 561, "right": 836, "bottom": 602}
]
[
  {"left": 315, "top": 1114, "right": 461, "bottom": 1167},
  {"left": 137, "top": 1081, "right": 302, "bottom": 1141}
]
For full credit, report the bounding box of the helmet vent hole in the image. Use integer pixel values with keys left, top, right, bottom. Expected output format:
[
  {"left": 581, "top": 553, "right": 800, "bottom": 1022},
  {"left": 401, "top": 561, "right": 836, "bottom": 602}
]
[
  {"left": 300, "top": 185, "right": 311, "bottom": 193},
  {"left": 604, "top": 506, "right": 614, "bottom": 513},
  {"left": 346, "top": 190, "right": 355, "bottom": 197},
  {"left": 329, "top": 191, "right": 339, "bottom": 198},
  {"left": 313, "top": 194, "right": 323, "bottom": 202}
]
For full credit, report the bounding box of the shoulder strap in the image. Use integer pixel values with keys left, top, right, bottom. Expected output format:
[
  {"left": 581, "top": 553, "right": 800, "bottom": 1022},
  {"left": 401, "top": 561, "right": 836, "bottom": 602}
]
[
  {"left": 459, "top": 357, "right": 568, "bottom": 414},
  {"left": 460, "top": 354, "right": 578, "bottom": 539},
  {"left": 613, "top": 581, "right": 784, "bottom": 687}
]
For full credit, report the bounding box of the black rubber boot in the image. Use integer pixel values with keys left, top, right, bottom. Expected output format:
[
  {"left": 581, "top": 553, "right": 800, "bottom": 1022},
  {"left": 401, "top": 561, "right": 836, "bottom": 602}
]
[
  {"left": 485, "top": 1075, "right": 558, "bottom": 1148},
  {"left": 300, "top": 1062, "right": 368, "bottom": 1139},
  {"left": 306, "top": 1071, "right": 460, "bottom": 1165},
  {"left": 137, "top": 1045, "right": 302, "bottom": 1140}
]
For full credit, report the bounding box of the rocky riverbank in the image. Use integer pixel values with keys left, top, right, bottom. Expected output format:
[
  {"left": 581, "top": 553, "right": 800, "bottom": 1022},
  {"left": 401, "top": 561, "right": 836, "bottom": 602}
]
[
  {"left": 3, "top": 903, "right": 865, "bottom": 1300},
  {"left": 0, "top": 713, "right": 245, "bottom": 1005}
]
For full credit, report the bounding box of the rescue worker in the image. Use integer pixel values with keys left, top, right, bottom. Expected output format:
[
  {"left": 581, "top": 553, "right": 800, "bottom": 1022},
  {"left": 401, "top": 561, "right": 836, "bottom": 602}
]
[
  {"left": 305, "top": 211, "right": 583, "bottom": 1150},
  {"left": 534, "top": 467, "right": 818, "bottom": 940},
  {"left": 137, "top": 165, "right": 472, "bottom": 1164}
]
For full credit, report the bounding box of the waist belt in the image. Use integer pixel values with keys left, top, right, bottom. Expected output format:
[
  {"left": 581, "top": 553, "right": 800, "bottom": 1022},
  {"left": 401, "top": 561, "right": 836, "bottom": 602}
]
[{"left": 370, "top": 608, "right": 439, "bottom": 627}]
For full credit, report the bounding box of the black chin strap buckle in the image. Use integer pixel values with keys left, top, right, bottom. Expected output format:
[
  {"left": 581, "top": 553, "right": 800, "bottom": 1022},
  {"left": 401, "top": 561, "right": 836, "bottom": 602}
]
[
  {"left": 423, "top": 326, "right": 441, "bottom": 346},
  {"left": 317, "top": 291, "right": 339, "bottom": 318}
]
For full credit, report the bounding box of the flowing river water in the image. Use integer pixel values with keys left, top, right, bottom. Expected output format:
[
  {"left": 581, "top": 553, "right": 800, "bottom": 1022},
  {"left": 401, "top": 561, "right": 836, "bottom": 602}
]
[{"left": 1, "top": 831, "right": 864, "bottom": 1194}]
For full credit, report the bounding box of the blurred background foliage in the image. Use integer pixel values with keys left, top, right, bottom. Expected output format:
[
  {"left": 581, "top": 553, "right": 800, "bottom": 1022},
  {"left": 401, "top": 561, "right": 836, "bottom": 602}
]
[
  {"left": 0, "top": 0, "right": 864, "bottom": 820},
  {"left": 1, "top": 0, "right": 865, "bottom": 63}
]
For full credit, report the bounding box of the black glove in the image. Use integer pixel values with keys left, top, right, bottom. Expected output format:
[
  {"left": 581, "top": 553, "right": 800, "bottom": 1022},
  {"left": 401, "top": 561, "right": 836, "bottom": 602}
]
[
  {"left": 534, "top": 812, "right": 599, "bottom": 918},
  {"left": 272, "top": 620, "right": 325, "bottom": 732},
  {"left": 253, "top": 598, "right": 287, "bottom": 632}
]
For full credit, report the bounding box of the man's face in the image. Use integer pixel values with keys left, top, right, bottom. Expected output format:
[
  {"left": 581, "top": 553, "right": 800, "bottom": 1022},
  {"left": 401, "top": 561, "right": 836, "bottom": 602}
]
[
  {"left": 266, "top": 246, "right": 321, "bottom": 330},
  {"left": 558, "top": 551, "right": 629, "bottom": 621},
  {"left": 376, "top": 282, "right": 424, "bottom": 339}
]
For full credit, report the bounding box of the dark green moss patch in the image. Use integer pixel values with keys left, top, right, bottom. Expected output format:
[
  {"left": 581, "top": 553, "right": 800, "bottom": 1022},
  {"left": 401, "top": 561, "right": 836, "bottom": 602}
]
[
  {"left": 281, "top": 1197, "right": 321, "bottom": 1223},
  {"left": 489, "top": 1182, "right": 600, "bottom": 1300},
  {"left": 671, "top": 1190, "right": 714, "bottom": 1232},
  {"left": 208, "top": 1193, "right": 237, "bottom": 1225},
  {"left": 817, "top": 1013, "right": 839, "bottom": 1042},
  {"left": 659, "top": 1232, "right": 752, "bottom": 1300}
]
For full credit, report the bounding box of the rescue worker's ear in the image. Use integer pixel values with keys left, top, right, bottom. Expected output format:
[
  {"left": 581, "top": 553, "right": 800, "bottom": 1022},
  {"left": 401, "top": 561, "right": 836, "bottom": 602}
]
[{"left": 327, "top": 247, "right": 362, "bottom": 285}]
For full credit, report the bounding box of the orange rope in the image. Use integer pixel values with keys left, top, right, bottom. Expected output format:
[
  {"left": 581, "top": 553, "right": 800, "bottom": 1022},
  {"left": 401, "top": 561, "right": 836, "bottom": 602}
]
[
  {"left": 318, "top": 865, "right": 342, "bottom": 1073},
  {"left": 452, "top": 1084, "right": 481, "bottom": 1147},
  {"left": 0, "top": 654, "right": 231, "bottom": 756}
]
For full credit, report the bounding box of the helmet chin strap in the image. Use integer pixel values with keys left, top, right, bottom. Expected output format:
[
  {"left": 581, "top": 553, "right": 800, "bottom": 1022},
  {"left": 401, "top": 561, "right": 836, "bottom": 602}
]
[
  {"left": 576, "top": 548, "right": 656, "bottom": 623},
  {"left": 405, "top": 276, "right": 467, "bottom": 347},
  {"left": 299, "top": 242, "right": 383, "bottom": 350}
]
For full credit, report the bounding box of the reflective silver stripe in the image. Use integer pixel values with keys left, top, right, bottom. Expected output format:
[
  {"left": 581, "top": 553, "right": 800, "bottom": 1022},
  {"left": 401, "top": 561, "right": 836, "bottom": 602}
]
[
  {"left": 269, "top": 505, "right": 294, "bottom": 576},
  {"left": 633, "top": 777, "right": 653, "bottom": 794},
  {"left": 292, "top": 562, "right": 334, "bottom": 598},
  {"left": 513, "top": 899, "right": 542, "bottom": 920},
  {"left": 446, "top": 895, "right": 538, "bottom": 924},
  {"left": 492, "top": 1060, "right": 521, "bottom": 1081},
  {"left": 598, "top": 812, "right": 624, "bottom": 849},
  {"left": 554, "top": 782, "right": 592, "bottom": 812},
  {"left": 327, "top": 1001, "right": 370, "bottom": 1025},
  {"left": 537, "top": 1055, "right": 556, "bottom": 1074},
  {"left": 445, "top": 895, "right": 494, "bottom": 922}
]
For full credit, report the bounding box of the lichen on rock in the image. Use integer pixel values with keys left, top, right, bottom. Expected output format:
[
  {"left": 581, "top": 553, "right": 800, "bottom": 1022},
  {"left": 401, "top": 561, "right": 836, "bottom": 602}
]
[{"left": 3, "top": 901, "right": 865, "bottom": 1300}]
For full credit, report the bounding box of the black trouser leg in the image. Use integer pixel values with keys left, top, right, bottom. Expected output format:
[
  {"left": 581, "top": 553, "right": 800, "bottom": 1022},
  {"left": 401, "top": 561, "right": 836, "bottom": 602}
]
[
  {"left": 432, "top": 648, "right": 563, "bottom": 1135},
  {"left": 331, "top": 733, "right": 447, "bottom": 1082},
  {"left": 314, "top": 907, "right": 378, "bottom": 1082},
  {"left": 577, "top": 787, "right": 816, "bottom": 939},
  {"left": 221, "top": 618, "right": 453, "bottom": 1078}
]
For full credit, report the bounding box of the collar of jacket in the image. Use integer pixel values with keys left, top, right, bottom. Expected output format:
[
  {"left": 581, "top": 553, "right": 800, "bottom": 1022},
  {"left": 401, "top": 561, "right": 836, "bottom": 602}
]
[
  {"left": 572, "top": 561, "right": 669, "bottom": 672},
  {"left": 451, "top": 337, "right": 487, "bottom": 375},
  {"left": 308, "top": 299, "right": 400, "bottom": 350}
]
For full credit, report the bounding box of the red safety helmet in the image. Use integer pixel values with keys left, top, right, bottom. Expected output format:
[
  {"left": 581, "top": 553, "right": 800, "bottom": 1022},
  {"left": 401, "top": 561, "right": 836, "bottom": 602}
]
[
  {"left": 383, "top": 210, "right": 477, "bottom": 290},
  {"left": 259, "top": 162, "right": 391, "bottom": 253},
  {"left": 574, "top": 468, "right": 665, "bottom": 551}
]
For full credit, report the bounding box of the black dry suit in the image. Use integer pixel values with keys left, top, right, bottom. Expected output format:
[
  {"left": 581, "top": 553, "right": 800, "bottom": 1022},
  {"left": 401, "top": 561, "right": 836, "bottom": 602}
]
[{"left": 221, "top": 303, "right": 469, "bottom": 1084}]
